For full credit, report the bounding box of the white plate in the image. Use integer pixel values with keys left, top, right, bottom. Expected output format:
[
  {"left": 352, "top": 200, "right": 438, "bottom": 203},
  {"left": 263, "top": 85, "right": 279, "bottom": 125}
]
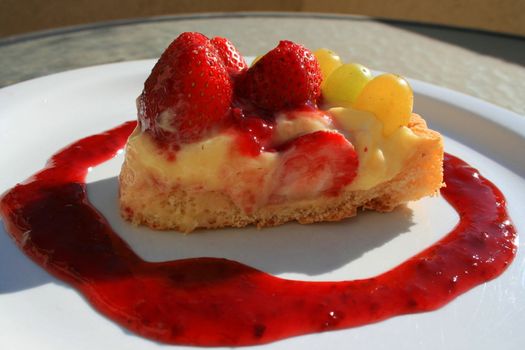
[{"left": 1, "top": 60, "right": 524, "bottom": 350}]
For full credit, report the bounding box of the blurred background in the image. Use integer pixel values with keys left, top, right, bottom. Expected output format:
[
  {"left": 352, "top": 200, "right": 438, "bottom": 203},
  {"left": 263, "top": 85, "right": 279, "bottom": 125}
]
[{"left": 1, "top": 0, "right": 524, "bottom": 38}]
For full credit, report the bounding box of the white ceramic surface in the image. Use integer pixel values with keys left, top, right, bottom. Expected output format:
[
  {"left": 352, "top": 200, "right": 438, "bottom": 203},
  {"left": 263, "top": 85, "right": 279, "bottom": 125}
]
[{"left": 0, "top": 60, "right": 524, "bottom": 350}]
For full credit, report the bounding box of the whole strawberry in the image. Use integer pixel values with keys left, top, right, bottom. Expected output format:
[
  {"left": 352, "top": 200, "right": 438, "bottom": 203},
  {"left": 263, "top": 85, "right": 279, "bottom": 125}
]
[
  {"left": 210, "top": 37, "right": 248, "bottom": 77},
  {"left": 240, "top": 40, "right": 322, "bottom": 112},
  {"left": 138, "top": 32, "right": 233, "bottom": 144}
]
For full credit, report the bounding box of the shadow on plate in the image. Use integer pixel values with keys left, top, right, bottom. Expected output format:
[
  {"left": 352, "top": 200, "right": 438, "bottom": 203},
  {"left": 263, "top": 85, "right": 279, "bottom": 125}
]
[
  {"left": 89, "top": 176, "right": 415, "bottom": 276},
  {"left": 0, "top": 223, "right": 67, "bottom": 293}
]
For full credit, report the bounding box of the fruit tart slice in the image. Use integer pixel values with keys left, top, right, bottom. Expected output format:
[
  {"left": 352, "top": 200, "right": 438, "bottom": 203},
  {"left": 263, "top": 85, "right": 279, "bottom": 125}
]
[{"left": 119, "top": 32, "right": 443, "bottom": 232}]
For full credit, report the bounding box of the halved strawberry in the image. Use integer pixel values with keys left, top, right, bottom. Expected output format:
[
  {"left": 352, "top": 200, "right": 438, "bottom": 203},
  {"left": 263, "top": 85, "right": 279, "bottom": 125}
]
[
  {"left": 272, "top": 131, "right": 358, "bottom": 201},
  {"left": 239, "top": 40, "right": 322, "bottom": 112},
  {"left": 210, "top": 37, "right": 248, "bottom": 77},
  {"left": 138, "top": 32, "right": 233, "bottom": 144}
]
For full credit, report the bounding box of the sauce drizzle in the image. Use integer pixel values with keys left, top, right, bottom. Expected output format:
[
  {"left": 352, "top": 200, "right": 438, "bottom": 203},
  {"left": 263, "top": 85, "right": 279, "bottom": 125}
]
[{"left": 0, "top": 121, "right": 517, "bottom": 346}]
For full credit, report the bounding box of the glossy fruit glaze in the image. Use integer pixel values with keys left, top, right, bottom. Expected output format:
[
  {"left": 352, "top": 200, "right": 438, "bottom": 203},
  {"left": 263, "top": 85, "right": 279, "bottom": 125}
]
[{"left": 0, "top": 121, "right": 517, "bottom": 347}]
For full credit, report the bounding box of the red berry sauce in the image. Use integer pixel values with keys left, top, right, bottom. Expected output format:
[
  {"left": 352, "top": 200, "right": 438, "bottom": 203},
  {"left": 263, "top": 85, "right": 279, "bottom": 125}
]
[
  {"left": 0, "top": 122, "right": 517, "bottom": 347},
  {"left": 229, "top": 106, "right": 275, "bottom": 156}
]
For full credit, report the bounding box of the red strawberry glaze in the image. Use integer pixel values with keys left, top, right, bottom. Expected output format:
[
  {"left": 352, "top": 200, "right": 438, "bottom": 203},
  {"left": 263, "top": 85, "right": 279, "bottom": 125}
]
[
  {"left": 226, "top": 104, "right": 327, "bottom": 157},
  {"left": 0, "top": 122, "right": 517, "bottom": 347},
  {"left": 227, "top": 106, "right": 275, "bottom": 156}
]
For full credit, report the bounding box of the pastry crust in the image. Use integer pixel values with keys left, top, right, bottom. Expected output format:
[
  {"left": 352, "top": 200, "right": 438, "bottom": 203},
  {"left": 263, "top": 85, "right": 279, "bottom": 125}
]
[{"left": 119, "top": 114, "right": 443, "bottom": 232}]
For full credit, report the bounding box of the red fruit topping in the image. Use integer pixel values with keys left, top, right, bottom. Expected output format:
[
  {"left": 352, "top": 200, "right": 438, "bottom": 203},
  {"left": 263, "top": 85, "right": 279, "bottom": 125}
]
[
  {"left": 138, "top": 32, "right": 233, "bottom": 144},
  {"left": 231, "top": 107, "right": 274, "bottom": 156},
  {"left": 210, "top": 37, "right": 248, "bottom": 77},
  {"left": 239, "top": 40, "right": 322, "bottom": 112},
  {"left": 273, "top": 131, "right": 358, "bottom": 199}
]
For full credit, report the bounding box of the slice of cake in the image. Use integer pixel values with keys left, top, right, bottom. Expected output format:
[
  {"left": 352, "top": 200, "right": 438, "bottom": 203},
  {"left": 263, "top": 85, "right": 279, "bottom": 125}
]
[{"left": 119, "top": 32, "right": 443, "bottom": 232}]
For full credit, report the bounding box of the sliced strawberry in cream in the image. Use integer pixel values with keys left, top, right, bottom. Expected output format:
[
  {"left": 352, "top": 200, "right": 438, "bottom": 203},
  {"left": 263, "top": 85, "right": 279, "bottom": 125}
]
[{"left": 271, "top": 130, "right": 358, "bottom": 202}]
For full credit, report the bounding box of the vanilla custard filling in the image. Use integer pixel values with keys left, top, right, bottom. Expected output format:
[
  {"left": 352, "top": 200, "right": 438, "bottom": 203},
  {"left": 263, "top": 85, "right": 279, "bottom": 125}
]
[
  {"left": 272, "top": 110, "right": 333, "bottom": 145},
  {"left": 329, "top": 107, "right": 420, "bottom": 190},
  {"left": 124, "top": 108, "right": 422, "bottom": 210}
]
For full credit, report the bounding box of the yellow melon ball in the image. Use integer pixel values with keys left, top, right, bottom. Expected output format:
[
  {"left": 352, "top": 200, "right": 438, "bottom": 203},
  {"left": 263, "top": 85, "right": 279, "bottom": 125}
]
[
  {"left": 314, "top": 48, "right": 343, "bottom": 84},
  {"left": 322, "top": 63, "right": 372, "bottom": 107},
  {"left": 353, "top": 73, "right": 413, "bottom": 136}
]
